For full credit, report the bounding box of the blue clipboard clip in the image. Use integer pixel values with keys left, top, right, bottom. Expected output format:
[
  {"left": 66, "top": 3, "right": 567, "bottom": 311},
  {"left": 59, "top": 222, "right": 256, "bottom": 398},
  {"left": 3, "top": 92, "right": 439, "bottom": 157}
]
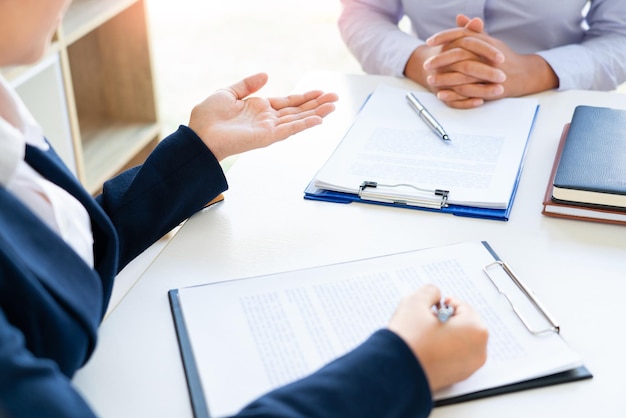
[{"left": 358, "top": 181, "right": 449, "bottom": 209}]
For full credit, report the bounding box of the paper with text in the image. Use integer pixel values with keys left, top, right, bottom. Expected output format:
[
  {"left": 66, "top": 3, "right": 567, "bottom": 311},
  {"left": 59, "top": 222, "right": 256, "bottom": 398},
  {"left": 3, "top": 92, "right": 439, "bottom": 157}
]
[
  {"left": 313, "top": 85, "right": 538, "bottom": 208},
  {"left": 176, "top": 241, "right": 582, "bottom": 417}
]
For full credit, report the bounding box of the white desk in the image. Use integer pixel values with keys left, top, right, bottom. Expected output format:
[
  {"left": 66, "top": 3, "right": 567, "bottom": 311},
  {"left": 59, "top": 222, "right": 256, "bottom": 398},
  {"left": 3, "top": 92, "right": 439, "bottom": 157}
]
[{"left": 74, "top": 73, "right": 626, "bottom": 417}]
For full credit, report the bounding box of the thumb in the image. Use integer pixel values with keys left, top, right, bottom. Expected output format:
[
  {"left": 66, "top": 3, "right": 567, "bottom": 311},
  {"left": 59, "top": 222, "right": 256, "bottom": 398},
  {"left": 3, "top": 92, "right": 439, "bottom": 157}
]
[{"left": 227, "top": 72, "right": 269, "bottom": 100}]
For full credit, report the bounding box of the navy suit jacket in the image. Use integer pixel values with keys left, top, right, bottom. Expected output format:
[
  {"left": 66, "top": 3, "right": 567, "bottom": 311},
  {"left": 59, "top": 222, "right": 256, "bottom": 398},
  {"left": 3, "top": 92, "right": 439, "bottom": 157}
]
[{"left": 0, "top": 126, "right": 432, "bottom": 418}]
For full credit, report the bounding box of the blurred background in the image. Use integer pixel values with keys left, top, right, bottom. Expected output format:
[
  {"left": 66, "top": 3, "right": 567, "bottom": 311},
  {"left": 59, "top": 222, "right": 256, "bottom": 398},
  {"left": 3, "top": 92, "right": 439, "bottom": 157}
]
[
  {"left": 145, "top": 0, "right": 626, "bottom": 140},
  {"left": 145, "top": 0, "right": 363, "bottom": 140},
  {"left": 112, "top": 0, "right": 625, "bottom": 311}
]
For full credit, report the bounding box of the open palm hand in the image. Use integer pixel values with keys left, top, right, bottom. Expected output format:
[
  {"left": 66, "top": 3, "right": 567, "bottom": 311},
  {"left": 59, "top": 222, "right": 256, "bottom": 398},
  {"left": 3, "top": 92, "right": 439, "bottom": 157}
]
[{"left": 188, "top": 73, "right": 338, "bottom": 161}]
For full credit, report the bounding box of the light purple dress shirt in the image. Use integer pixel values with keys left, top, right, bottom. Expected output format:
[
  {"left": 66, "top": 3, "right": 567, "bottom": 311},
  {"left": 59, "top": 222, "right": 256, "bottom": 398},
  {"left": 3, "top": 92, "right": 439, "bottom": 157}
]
[{"left": 339, "top": 0, "right": 626, "bottom": 90}]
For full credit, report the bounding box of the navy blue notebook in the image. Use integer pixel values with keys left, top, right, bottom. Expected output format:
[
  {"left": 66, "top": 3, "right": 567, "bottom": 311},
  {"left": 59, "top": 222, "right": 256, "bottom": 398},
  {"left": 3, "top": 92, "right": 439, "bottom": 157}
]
[{"left": 553, "top": 105, "right": 626, "bottom": 208}]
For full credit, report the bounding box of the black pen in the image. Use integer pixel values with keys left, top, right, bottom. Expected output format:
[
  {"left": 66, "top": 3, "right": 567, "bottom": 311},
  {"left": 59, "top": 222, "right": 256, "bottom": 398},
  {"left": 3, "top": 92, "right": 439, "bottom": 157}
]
[{"left": 406, "top": 92, "right": 451, "bottom": 142}]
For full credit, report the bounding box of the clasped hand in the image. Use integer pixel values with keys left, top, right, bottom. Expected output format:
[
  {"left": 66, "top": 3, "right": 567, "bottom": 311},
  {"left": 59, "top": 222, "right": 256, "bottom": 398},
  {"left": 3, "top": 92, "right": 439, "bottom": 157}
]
[
  {"left": 188, "top": 72, "right": 338, "bottom": 161},
  {"left": 409, "top": 14, "right": 558, "bottom": 109}
]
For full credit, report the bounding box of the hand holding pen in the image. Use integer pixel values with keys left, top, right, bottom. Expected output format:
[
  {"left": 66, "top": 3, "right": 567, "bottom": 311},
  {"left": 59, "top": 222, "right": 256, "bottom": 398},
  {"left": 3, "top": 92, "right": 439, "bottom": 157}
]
[
  {"left": 387, "top": 284, "right": 488, "bottom": 392},
  {"left": 436, "top": 300, "right": 455, "bottom": 323}
]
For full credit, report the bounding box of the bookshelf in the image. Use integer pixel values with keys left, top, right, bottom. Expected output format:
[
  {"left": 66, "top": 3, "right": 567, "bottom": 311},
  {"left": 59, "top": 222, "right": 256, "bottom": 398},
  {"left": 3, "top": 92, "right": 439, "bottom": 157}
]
[{"left": 1, "top": 0, "right": 159, "bottom": 195}]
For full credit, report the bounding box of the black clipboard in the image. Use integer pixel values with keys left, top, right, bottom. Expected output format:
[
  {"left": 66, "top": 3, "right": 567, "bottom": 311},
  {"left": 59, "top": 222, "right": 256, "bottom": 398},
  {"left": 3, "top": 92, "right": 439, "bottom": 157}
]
[{"left": 169, "top": 241, "right": 592, "bottom": 418}]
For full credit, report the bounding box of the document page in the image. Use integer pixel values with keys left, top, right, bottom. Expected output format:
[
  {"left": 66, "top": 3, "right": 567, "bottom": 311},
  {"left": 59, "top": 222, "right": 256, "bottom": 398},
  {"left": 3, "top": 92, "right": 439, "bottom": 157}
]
[
  {"left": 176, "top": 241, "right": 582, "bottom": 417},
  {"left": 313, "top": 85, "right": 538, "bottom": 208}
]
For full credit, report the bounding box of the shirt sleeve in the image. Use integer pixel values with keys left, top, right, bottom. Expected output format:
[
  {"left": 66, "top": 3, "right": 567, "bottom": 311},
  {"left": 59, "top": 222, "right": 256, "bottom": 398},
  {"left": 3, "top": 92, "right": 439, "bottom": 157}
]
[
  {"left": 338, "top": 0, "right": 423, "bottom": 77},
  {"left": 234, "top": 329, "right": 433, "bottom": 418},
  {"left": 536, "top": 0, "right": 626, "bottom": 91}
]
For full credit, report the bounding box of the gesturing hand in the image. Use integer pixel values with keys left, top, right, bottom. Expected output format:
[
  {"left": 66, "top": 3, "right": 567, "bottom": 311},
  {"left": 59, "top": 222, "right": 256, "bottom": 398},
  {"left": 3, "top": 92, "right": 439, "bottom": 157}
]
[{"left": 188, "top": 72, "right": 339, "bottom": 161}]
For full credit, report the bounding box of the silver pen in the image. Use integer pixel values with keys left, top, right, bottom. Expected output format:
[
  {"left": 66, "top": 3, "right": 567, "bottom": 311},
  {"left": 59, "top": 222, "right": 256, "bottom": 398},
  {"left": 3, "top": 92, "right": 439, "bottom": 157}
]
[
  {"left": 406, "top": 92, "right": 451, "bottom": 142},
  {"left": 437, "top": 303, "right": 455, "bottom": 323}
]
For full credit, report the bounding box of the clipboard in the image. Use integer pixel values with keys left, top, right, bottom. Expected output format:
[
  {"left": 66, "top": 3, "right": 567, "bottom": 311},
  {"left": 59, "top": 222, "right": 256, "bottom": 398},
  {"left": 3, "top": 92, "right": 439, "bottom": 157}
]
[
  {"left": 168, "top": 241, "right": 591, "bottom": 418},
  {"left": 304, "top": 177, "right": 521, "bottom": 221},
  {"left": 432, "top": 241, "right": 593, "bottom": 405},
  {"left": 304, "top": 85, "right": 538, "bottom": 222}
]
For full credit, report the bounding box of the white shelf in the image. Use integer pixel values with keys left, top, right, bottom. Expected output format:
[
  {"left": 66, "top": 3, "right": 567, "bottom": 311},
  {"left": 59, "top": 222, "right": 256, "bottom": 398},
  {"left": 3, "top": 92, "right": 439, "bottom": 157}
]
[
  {"left": 62, "top": 0, "right": 138, "bottom": 44},
  {"left": 11, "top": 54, "right": 77, "bottom": 175},
  {"left": 5, "top": 0, "right": 160, "bottom": 195},
  {"left": 82, "top": 122, "right": 159, "bottom": 193}
]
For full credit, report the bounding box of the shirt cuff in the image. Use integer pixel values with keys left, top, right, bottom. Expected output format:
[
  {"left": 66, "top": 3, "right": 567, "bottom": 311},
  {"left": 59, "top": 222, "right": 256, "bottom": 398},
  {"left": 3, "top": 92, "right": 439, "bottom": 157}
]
[
  {"left": 536, "top": 45, "right": 596, "bottom": 91},
  {"left": 377, "top": 33, "right": 424, "bottom": 77}
]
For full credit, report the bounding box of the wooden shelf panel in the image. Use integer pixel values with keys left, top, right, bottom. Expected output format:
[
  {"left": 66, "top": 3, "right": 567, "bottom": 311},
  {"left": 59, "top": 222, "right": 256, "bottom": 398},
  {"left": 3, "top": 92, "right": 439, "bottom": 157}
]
[
  {"left": 82, "top": 121, "right": 160, "bottom": 194},
  {"left": 7, "top": 0, "right": 160, "bottom": 195},
  {"left": 66, "top": 0, "right": 159, "bottom": 193},
  {"left": 62, "top": 0, "right": 139, "bottom": 45},
  {"left": 67, "top": 0, "right": 157, "bottom": 125}
]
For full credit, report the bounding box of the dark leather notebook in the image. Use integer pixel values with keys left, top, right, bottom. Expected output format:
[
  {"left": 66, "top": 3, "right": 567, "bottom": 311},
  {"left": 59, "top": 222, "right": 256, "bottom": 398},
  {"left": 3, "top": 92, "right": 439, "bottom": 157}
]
[{"left": 553, "top": 105, "right": 626, "bottom": 208}]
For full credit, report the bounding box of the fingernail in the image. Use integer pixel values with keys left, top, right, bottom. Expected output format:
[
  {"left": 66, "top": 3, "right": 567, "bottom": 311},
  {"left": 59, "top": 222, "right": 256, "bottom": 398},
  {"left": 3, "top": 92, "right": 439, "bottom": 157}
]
[
  {"left": 494, "top": 85, "right": 504, "bottom": 95},
  {"left": 495, "top": 71, "right": 506, "bottom": 83},
  {"left": 427, "top": 75, "right": 435, "bottom": 85},
  {"left": 495, "top": 53, "right": 505, "bottom": 64}
]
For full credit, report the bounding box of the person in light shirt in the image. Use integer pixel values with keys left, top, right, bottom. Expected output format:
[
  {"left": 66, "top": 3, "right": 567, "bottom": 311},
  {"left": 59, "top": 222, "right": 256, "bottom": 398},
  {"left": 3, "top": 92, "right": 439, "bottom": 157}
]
[
  {"left": 0, "top": 1, "right": 487, "bottom": 417},
  {"left": 339, "top": 0, "right": 626, "bottom": 108}
]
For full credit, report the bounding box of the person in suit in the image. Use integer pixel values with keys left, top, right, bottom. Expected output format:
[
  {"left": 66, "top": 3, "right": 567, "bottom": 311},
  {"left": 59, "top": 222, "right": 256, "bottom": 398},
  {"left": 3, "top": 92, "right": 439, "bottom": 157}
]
[
  {"left": 0, "top": 1, "right": 488, "bottom": 417},
  {"left": 339, "top": 0, "right": 626, "bottom": 108}
]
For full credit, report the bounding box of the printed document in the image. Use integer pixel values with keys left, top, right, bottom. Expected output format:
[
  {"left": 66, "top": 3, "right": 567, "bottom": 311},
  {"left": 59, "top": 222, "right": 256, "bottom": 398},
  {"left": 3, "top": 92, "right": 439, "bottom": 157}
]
[
  {"left": 174, "top": 241, "right": 583, "bottom": 417},
  {"left": 313, "top": 85, "right": 538, "bottom": 208}
]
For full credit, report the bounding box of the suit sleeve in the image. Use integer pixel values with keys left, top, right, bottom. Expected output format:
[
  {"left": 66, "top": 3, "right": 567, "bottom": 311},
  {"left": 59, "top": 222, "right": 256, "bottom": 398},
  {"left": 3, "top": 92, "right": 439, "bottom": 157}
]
[
  {"left": 0, "top": 307, "right": 97, "bottom": 418},
  {"left": 96, "top": 125, "right": 228, "bottom": 269},
  {"left": 234, "top": 329, "right": 433, "bottom": 418}
]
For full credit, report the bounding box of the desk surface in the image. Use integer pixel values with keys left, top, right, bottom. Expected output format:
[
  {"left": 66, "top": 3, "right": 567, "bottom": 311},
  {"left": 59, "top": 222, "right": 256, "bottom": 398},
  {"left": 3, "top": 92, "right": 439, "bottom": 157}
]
[{"left": 74, "top": 73, "right": 626, "bottom": 417}]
